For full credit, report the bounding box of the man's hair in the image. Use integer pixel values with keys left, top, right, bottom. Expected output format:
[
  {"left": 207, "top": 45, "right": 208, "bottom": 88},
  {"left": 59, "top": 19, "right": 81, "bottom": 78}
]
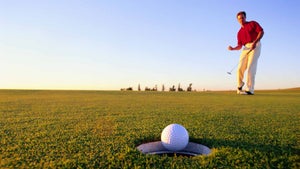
[{"left": 237, "top": 11, "right": 246, "bottom": 18}]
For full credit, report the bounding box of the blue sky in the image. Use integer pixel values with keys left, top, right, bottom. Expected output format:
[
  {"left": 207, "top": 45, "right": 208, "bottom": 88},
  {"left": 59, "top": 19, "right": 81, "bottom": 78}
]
[{"left": 1, "top": 0, "right": 299, "bottom": 91}]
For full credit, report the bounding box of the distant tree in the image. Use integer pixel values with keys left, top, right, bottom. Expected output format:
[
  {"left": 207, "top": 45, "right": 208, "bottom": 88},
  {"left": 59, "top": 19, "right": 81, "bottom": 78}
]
[
  {"left": 187, "top": 83, "right": 192, "bottom": 92},
  {"left": 169, "top": 85, "right": 176, "bottom": 91},
  {"left": 178, "top": 83, "right": 184, "bottom": 91},
  {"left": 151, "top": 85, "right": 157, "bottom": 91}
]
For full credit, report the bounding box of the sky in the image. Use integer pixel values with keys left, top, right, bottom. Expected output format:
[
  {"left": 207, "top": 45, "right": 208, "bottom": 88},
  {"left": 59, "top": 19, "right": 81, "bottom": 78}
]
[{"left": 1, "top": 0, "right": 300, "bottom": 91}]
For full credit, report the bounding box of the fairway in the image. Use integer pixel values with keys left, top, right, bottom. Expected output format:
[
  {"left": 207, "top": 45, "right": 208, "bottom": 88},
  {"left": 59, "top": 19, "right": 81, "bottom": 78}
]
[{"left": 0, "top": 89, "right": 299, "bottom": 168}]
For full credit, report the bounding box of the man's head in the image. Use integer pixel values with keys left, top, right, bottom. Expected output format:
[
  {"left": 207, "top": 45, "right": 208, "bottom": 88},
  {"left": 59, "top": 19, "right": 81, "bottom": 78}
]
[{"left": 237, "top": 11, "right": 246, "bottom": 26}]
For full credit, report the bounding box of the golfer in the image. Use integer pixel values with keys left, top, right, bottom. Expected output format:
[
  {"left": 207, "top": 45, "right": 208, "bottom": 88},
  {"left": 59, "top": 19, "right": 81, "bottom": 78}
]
[{"left": 228, "top": 11, "right": 264, "bottom": 95}]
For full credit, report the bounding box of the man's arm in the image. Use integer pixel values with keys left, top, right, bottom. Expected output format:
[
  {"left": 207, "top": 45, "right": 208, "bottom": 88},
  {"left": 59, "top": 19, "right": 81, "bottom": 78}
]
[
  {"left": 228, "top": 44, "right": 243, "bottom": 51},
  {"left": 251, "top": 30, "right": 264, "bottom": 50}
]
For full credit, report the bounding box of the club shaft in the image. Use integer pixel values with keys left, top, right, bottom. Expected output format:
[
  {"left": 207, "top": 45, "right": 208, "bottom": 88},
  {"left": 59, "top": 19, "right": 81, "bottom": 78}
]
[{"left": 228, "top": 49, "right": 252, "bottom": 74}]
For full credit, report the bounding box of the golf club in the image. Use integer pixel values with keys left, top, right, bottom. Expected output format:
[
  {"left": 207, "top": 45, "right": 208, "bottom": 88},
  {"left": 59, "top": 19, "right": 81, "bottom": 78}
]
[{"left": 227, "top": 49, "right": 252, "bottom": 75}]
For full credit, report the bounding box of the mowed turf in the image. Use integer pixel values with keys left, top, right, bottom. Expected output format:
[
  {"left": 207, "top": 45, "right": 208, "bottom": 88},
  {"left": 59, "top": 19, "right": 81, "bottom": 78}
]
[{"left": 0, "top": 89, "right": 299, "bottom": 168}]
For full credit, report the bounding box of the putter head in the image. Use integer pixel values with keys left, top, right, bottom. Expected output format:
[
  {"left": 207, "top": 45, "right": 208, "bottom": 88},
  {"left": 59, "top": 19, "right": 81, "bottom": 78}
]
[{"left": 227, "top": 72, "right": 232, "bottom": 75}]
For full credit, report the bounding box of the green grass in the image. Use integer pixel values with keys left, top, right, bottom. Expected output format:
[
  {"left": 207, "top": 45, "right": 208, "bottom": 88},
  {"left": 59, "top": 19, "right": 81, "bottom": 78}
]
[{"left": 0, "top": 89, "right": 299, "bottom": 168}]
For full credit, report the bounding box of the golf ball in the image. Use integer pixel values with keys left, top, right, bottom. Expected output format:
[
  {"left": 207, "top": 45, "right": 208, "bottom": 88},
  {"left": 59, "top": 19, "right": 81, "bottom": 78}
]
[{"left": 161, "top": 124, "right": 189, "bottom": 151}]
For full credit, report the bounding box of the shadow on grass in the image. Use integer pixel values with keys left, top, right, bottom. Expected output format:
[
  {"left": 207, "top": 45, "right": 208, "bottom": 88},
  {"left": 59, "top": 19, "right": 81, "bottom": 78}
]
[
  {"left": 134, "top": 136, "right": 299, "bottom": 155},
  {"left": 190, "top": 137, "right": 299, "bottom": 155}
]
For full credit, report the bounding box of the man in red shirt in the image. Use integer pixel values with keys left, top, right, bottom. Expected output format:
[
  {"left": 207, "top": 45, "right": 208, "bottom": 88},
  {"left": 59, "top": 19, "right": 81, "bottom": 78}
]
[{"left": 228, "top": 11, "right": 264, "bottom": 95}]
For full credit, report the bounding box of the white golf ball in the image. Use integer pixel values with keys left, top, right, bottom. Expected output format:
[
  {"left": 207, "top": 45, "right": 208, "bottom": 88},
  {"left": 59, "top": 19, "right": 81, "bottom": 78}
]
[{"left": 161, "top": 124, "right": 189, "bottom": 151}]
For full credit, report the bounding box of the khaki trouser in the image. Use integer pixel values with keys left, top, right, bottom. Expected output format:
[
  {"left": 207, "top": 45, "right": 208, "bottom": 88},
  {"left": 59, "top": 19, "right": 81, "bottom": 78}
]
[{"left": 237, "top": 42, "right": 261, "bottom": 93}]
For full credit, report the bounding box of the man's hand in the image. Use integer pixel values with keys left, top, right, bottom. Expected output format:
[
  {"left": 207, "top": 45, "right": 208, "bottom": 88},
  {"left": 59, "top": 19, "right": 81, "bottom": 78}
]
[
  {"left": 228, "top": 44, "right": 242, "bottom": 51},
  {"left": 228, "top": 46, "right": 234, "bottom": 50},
  {"left": 250, "top": 42, "right": 257, "bottom": 50}
]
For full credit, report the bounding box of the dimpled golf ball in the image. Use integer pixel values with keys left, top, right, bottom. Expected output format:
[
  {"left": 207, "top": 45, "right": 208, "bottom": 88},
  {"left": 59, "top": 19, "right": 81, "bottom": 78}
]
[{"left": 161, "top": 124, "right": 189, "bottom": 151}]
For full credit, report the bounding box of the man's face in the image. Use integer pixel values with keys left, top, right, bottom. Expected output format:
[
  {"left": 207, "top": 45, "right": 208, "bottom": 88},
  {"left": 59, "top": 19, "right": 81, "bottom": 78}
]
[{"left": 237, "top": 14, "right": 246, "bottom": 26}]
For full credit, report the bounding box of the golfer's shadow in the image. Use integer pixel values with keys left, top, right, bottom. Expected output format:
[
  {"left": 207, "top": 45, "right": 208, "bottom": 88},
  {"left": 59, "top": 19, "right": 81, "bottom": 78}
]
[{"left": 190, "top": 137, "right": 299, "bottom": 155}]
